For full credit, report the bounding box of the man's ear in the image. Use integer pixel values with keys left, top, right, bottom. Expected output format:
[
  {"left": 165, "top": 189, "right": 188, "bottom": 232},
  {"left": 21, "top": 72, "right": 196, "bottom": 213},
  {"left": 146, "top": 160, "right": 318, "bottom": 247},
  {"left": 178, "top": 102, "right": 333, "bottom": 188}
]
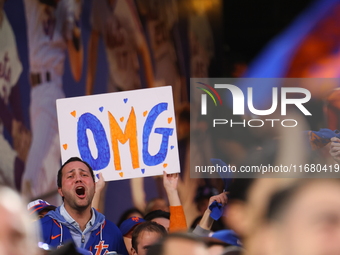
[
  {"left": 131, "top": 247, "right": 137, "bottom": 255},
  {"left": 58, "top": 187, "right": 64, "bottom": 198}
]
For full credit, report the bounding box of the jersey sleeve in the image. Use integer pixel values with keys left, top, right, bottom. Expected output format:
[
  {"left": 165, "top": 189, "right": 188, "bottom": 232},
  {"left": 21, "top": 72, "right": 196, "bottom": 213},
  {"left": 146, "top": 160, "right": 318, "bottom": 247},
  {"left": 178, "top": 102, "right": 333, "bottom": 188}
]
[{"left": 169, "top": 205, "right": 188, "bottom": 232}]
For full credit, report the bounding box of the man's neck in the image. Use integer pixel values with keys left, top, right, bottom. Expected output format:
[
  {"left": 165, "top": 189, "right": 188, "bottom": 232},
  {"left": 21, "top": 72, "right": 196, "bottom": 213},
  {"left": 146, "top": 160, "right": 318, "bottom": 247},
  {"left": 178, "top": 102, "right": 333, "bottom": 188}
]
[{"left": 64, "top": 204, "right": 92, "bottom": 232}]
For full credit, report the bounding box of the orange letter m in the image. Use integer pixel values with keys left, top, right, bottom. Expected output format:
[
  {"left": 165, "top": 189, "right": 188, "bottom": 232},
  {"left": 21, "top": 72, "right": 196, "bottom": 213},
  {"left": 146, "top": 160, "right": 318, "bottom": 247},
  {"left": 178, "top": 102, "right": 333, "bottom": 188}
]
[{"left": 108, "top": 107, "right": 139, "bottom": 171}]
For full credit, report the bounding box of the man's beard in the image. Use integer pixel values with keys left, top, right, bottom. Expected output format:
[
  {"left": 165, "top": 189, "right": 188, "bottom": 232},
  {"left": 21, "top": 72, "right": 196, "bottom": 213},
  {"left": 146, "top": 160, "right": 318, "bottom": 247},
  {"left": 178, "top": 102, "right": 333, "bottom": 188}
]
[{"left": 69, "top": 194, "right": 93, "bottom": 211}]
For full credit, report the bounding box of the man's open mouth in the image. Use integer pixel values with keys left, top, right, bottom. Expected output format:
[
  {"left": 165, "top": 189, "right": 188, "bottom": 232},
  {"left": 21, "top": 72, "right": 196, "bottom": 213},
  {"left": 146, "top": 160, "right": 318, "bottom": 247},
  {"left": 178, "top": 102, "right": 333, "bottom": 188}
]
[{"left": 75, "top": 186, "right": 85, "bottom": 197}]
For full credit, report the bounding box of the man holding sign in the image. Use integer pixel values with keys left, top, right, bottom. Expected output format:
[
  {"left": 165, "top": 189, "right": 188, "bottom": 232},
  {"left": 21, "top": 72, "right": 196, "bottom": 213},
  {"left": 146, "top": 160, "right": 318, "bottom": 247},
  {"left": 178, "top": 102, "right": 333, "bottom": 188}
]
[
  {"left": 38, "top": 157, "right": 127, "bottom": 255},
  {"left": 56, "top": 86, "right": 180, "bottom": 181}
]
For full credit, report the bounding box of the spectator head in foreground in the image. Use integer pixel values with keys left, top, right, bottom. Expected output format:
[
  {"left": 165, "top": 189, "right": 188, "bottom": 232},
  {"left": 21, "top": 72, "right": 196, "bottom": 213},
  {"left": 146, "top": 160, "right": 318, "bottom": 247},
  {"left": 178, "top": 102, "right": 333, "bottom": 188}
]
[
  {"left": 262, "top": 178, "right": 340, "bottom": 255},
  {"left": 225, "top": 178, "right": 295, "bottom": 255},
  {"left": 131, "top": 221, "right": 167, "bottom": 255},
  {"left": 146, "top": 232, "right": 209, "bottom": 255},
  {"left": 0, "top": 185, "right": 39, "bottom": 255}
]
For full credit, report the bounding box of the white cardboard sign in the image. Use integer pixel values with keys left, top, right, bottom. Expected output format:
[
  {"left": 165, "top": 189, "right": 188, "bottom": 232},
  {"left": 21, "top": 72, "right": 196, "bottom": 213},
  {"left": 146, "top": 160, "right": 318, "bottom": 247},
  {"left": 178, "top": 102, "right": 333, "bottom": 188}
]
[{"left": 56, "top": 86, "right": 180, "bottom": 181}]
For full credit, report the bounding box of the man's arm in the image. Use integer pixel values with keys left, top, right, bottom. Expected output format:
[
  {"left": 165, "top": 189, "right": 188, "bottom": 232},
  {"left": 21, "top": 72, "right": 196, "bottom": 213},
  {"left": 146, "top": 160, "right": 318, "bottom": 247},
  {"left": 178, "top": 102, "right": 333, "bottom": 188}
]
[
  {"left": 67, "top": 24, "right": 83, "bottom": 82},
  {"left": 92, "top": 172, "right": 106, "bottom": 212},
  {"left": 330, "top": 137, "right": 340, "bottom": 163},
  {"left": 163, "top": 171, "right": 181, "bottom": 206},
  {"left": 130, "top": 177, "right": 146, "bottom": 213},
  {"left": 85, "top": 29, "right": 100, "bottom": 95},
  {"left": 193, "top": 192, "right": 228, "bottom": 236},
  {"left": 163, "top": 171, "right": 187, "bottom": 232}
]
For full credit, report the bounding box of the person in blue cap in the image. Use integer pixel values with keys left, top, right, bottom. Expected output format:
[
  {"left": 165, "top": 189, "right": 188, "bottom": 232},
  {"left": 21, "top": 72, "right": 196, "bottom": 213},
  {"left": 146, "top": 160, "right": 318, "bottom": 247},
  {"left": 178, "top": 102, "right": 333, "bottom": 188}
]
[
  {"left": 27, "top": 199, "right": 57, "bottom": 220},
  {"left": 205, "top": 230, "right": 243, "bottom": 255},
  {"left": 119, "top": 216, "right": 145, "bottom": 254}
]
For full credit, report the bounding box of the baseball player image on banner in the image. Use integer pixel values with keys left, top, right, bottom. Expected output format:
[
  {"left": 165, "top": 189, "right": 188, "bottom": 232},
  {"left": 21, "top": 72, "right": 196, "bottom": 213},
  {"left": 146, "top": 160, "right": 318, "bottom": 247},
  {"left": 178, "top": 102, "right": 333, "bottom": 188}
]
[
  {"left": 136, "top": 0, "right": 187, "bottom": 107},
  {"left": 86, "top": 0, "right": 155, "bottom": 94},
  {"left": 0, "top": 2, "right": 30, "bottom": 191},
  {"left": 22, "top": 0, "right": 83, "bottom": 205}
]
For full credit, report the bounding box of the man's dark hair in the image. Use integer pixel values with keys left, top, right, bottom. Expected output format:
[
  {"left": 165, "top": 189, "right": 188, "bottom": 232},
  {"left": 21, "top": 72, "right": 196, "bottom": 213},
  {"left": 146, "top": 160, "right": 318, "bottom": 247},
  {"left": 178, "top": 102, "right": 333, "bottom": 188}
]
[
  {"left": 266, "top": 179, "right": 340, "bottom": 221},
  {"left": 266, "top": 180, "right": 313, "bottom": 221},
  {"left": 144, "top": 210, "right": 170, "bottom": 221},
  {"left": 57, "top": 157, "right": 95, "bottom": 188},
  {"left": 131, "top": 221, "right": 167, "bottom": 253},
  {"left": 146, "top": 232, "right": 207, "bottom": 255}
]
